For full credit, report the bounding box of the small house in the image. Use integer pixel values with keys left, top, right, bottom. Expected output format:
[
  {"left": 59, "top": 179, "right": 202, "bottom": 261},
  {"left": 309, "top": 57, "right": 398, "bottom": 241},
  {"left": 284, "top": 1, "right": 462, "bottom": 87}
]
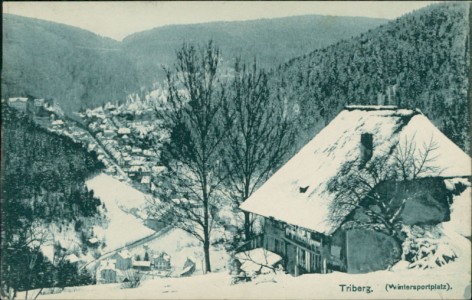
[
  {"left": 180, "top": 258, "right": 195, "bottom": 277},
  {"left": 143, "top": 149, "right": 156, "bottom": 157},
  {"left": 153, "top": 252, "right": 171, "bottom": 270},
  {"left": 51, "top": 119, "right": 64, "bottom": 128},
  {"left": 8, "top": 97, "right": 28, "bottom": 111},
  {"left": 151, "top": 166, "right": 166, "bottom": 175},
  {"left": 240, "top": 106, "right": 471, "bottom": 275},
  {"left": 112, "top": 249, "right": 132, "bottom": 271},
  {"left": 103, "top": 129, "right": 116, "bottom": 138},
  {"left": 131, "top": 147, "right": 143, "bottom": 154},
  {"left": 141, "top": 176, "right": 151, "bottom": 188},
  {"left": 132, "top": 260, "right": 151, "bottom": 271},
  {"left": 97, "top": 260, "right": 117, "bottom": 284},
  {"left": 118, "top": 127, "right": 131, "bottom": 135}
]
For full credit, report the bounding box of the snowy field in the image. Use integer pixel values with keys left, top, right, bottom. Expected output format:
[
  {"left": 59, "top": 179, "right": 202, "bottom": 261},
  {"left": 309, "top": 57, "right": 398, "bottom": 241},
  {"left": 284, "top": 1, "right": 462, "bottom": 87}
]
[
  {"left": 85, "top": 174, "right": 155, "bottom": 251},
  {"left": 28, "top": 257, "right": 470, "bottom": 300}
]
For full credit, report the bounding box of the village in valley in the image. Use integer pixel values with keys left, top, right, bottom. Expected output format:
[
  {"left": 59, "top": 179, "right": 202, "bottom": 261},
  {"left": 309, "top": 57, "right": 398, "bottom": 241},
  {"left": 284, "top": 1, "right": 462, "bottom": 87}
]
[
  {"left": 1, "top": 2, "right": 472, "bottom": 300},
  {"left": 4, "top": 94, "right": 167, "bottom": 190},
  {"left": 3, "top": 92, "right": 471, "bottom": 295},
  {"left": 3, "top": 94, "right": 209, "bottom": 282}
]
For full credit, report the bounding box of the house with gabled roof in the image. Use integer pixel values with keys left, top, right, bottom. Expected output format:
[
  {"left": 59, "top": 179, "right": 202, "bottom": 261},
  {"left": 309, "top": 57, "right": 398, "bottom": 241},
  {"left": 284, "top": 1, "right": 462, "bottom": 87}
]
[
  {"left": 112, "top": 249, "right": 132, "bottom": 271},
  {"left": 96, "top": 259, "right": 117, "bottom": 284},
  {"left": 240, "top": 105, "right": 471, "bottom": 275},
  {"left": 152, "top": 252, "right": 171, "bottom": 270}
]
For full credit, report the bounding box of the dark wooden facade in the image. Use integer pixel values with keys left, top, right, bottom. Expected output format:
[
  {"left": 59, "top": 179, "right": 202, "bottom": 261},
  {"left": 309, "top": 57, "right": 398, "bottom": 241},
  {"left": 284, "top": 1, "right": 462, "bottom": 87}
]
[
  {"left": 259, "top": 218, "right": 345, "bottom": 276},
  {"left": 247, "top": 177, "right": 464, "bottom": 276}
]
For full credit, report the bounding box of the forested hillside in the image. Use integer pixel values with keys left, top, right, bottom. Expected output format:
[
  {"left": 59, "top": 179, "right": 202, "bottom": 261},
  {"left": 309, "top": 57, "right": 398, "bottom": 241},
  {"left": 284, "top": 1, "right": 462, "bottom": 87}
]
[
  {"left": 1, "top": 14, "right": 387, "bottom": 112},
  {"left": 273, "top": 2, "right": 470, "bottom": 153},
  {"left": 1, "top": 14, "right": 140, "bottom": 113},
  {"left": 1, "top": 106, "right": 105, "bottom": 294},
  {"left": 122, "top": 15, "right": 387, "bottom": 86}
]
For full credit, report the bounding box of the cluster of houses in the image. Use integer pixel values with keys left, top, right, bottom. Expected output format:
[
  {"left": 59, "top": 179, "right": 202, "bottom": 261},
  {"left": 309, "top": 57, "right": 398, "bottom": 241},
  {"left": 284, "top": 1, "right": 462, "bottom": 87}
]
[
  {"left": 6, "top": 96, "right": 64, "bottom": 128},
  {"left": 96, "top": 248, "right": 172, "bottom": 284},
  {"left": 83, "top": 104, "right": 166, "bottom": 190},
  {"left": 6, "top": 96, "right": 97, "bottom": 140},
  {"left": 7, "top": 97, "right": 167, "bottom": 194}
]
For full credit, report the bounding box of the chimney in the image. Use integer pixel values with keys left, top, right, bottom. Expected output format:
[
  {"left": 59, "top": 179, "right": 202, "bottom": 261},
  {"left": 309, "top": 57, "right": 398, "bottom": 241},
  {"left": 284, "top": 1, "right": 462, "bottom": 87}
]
[{"left": 360, "top": 133, "right": 373, "bottom": 166}]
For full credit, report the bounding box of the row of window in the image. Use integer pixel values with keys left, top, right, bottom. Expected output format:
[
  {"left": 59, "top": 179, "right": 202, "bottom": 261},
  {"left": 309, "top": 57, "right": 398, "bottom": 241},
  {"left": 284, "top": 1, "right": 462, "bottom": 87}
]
[{"left": 298, "top": 248, "right": 322, "bottom": 273}]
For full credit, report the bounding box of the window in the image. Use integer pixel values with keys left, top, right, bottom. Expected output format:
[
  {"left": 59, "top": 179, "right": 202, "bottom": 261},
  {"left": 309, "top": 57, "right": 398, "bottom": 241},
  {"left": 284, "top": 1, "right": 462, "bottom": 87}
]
[
  {"left": 299, "top": 249, "right": 306, "bottom": 266},
  {"left": 311, "top": 253, "right": 321, "bottom": 272}
]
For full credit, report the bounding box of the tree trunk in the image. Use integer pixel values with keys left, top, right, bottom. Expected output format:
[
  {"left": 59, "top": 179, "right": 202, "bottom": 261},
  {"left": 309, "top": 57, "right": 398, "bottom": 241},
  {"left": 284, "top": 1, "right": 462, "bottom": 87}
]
[
  {"left": 202, "top": 174, "right": 212, "bottom": 273},
  {"left": 244, "top": 211, "right": 252, "bottom": 241},
  {"left": 203, "top": 235, "right": 211, "bottom": 273},
  {"left": 243, "top": 180, "right": 252, "bottom": 240}
]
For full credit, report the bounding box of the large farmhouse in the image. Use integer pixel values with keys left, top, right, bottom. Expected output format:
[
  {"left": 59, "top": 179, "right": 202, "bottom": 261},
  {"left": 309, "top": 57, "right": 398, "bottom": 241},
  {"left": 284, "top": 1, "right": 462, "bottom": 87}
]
[{"left": 240, "top": 105, "right": 471, "bottom": 275}]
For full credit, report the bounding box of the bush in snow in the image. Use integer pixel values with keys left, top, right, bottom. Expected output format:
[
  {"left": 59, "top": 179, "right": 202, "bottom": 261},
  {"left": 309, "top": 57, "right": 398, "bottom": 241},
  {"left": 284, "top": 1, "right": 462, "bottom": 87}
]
[
  {"left": 401, "top": 225, "right": 457, "bottom": 269},
  {"left": 121, "top": 269, "right": 143, "bottom": 289}
]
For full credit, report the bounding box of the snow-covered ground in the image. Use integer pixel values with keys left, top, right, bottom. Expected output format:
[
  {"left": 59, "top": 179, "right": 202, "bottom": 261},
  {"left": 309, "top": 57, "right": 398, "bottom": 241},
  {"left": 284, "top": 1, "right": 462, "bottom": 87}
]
[
  {"left": 84, "top": 173, "right": 229, "bottom": 273},
  {"left": 126, "top": 227, "right": 230, "bottom": 276},
  {"left": 85, "top": 174, "right": 155, "bottom": 252},
  {"left": 29, "top": 256, "right": 470, "bottom": 299},
  {"left": 30, "top": 172, "right": 469, "bottom": 299},
  {"left": 30, "top": 181, "right": 470, "bottom": 300}
]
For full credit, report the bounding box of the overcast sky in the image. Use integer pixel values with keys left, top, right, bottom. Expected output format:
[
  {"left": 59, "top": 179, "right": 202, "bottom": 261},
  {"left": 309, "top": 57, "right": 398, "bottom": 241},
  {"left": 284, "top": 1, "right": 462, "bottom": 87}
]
[{"left": 4, "top": 1, "right": 438, "bottom": 41}]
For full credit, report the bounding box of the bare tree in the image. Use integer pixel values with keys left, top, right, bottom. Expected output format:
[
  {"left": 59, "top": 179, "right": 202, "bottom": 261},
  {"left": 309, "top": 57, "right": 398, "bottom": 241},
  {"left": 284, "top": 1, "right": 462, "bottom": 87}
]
[
  {"left": 222, "top": 60, "right": 295, "bottom": 240},
  {"left": 327, "top": 135, "right": 442, "bottom": 242},
  {"left": 391, "top": 134, "right": 441, "bottom": 180},
  {"left": 1, "top": 220, "right": 52, "bottom": 300},
  {"left": 148, "top": 41, "right": 227, "bottom": 273}
]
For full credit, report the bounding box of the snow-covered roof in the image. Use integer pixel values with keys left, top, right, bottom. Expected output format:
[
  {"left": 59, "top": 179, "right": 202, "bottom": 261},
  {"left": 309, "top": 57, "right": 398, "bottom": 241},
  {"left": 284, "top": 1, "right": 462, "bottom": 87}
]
[
  {"left": 141, "top": 176, "right": 151, "bottom": 184},
  {"left": 116, "top": 249, "right": 132, "bottom": 259},
  {"left": 133, "top": 260, "right": 151, "bottom": 267},
  {"left": 9, "top": 97, "right": 28, "bottom": 102},
  {"left": 132, "top": 147, "right": 143, "bottom": 153},
  {"left": 88, "top": 237, "right": 99, "bottom": 244},
  {"left": 130, "top": 159, "right": 144, "bottom": 166},
  {"left": 51, "top": 120, "right": 64, "bottom": 126},
  {"left": 240, "top": 106, "right": 472, "bottom": 235},
  {"left": 154, "top": 252, "right": 171, "bottom": 261},
  {"left": 98, "top": 259, "right": 116, "bottom": 271},
  {"left": 152, "top": 166, "right": 166, "bottom": 173},
  {"left": 65, "top": 254, "right": 80, "bottom": 263},
  {"left": 118, "top": 127, "right": 131, "bottom": 134},
  {"left": 143, "top": 149, "right": 156, "bottom": 156},
  {"left": 129, "top": 166, "right": 150, "bottom": 173}
]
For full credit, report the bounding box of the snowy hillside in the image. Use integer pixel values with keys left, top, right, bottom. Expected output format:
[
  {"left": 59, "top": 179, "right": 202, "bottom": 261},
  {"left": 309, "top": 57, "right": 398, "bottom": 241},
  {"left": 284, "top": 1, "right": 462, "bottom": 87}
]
[{"left": 85, "top": 174, "right": 155, "bottom": 251}]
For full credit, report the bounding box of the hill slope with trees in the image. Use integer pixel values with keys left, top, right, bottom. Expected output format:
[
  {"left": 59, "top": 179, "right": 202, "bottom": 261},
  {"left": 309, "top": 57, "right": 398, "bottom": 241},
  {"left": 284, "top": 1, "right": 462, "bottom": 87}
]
[
  {"left": 1, "top": 13, "right": 387, "bottom": 112},
  {"left": 2, "top": 14, "right": 140, "bottom": 113},
  {"left": 122, "top": 15, "right": 388, "bottom": 86},
  {"left": 1, "top": 106, "right": 106, "bottom": 297},
  {"left": 272, "top": 2, "right": 470, "bottom": 153}
]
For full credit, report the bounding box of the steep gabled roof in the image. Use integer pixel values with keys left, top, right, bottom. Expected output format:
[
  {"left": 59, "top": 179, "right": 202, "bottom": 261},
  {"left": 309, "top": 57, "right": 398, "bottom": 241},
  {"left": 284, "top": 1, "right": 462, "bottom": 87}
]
[
  {"left": 240, "top": 106, "right": 471, "bottom": 235},
  {"left": 116, "top": 249, "right": 132, "bottom": 259}
]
